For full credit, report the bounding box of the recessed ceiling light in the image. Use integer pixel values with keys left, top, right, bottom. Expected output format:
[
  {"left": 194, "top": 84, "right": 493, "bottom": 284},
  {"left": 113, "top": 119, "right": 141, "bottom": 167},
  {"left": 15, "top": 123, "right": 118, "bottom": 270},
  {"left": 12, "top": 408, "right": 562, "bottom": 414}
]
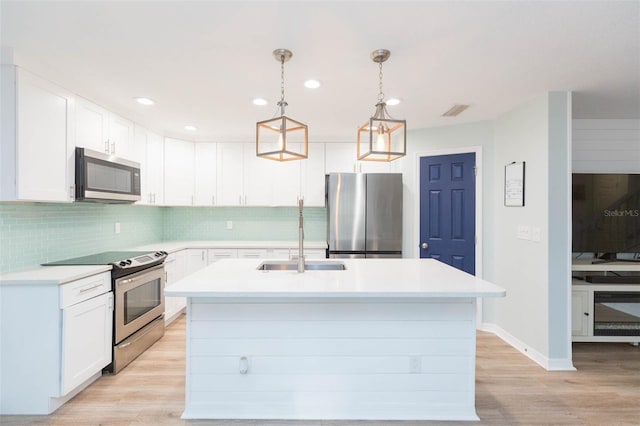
[
  {"left": 253, "top": 98, "right": 268, "bottom": 106},
  {"left": 135, "top": 97, "right": 155, "bottom": 106},
  {"left": 304, "top": 79, "right": 321, "bottom": 89},
  {"left": 386, "top": 98, "right": 401, "bottom": 106},
  {"left": 184, "top": 125, "right": 197, "bottom": 131}
]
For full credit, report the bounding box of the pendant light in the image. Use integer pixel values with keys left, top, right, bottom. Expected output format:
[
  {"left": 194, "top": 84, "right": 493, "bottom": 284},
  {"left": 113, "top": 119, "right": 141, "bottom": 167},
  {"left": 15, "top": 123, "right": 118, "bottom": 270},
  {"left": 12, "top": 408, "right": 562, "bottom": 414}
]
[
  {"left": 357, "top": 49, "right": 406, "bottom": 162},
  {"left": 256, "top": 49, "right": 308, "bottom": 161}
]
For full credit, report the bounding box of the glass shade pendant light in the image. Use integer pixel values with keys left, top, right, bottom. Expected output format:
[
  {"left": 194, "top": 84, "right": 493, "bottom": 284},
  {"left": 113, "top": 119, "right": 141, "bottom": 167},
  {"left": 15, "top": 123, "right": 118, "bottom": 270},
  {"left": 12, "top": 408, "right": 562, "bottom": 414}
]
[
  {"left": 357, "top": 49, "right": 406, "bottom": 162},
  {"left": 256, "top": 49, "right": 308, "bottom": 161}
]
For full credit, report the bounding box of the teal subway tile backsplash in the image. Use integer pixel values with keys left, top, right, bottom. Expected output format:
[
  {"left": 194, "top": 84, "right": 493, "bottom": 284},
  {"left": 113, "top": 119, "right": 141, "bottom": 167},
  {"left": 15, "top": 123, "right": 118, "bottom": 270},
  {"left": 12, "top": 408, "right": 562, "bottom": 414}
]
[
  {"left": 0, "top": 203, "right": 163, "bottom": 274},
  {"left": 162, "top": 207, "right": 326, "bottom": 242},
  {"left": 0, "top": 203, "right": 327, "bottom": 274}
]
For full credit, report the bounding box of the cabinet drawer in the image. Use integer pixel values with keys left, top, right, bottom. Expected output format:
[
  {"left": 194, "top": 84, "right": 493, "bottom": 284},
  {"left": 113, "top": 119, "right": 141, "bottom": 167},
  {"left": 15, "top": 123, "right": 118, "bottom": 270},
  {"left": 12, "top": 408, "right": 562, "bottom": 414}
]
[{"left": 60, "top": 272, "right": 111, "bottom": 308}]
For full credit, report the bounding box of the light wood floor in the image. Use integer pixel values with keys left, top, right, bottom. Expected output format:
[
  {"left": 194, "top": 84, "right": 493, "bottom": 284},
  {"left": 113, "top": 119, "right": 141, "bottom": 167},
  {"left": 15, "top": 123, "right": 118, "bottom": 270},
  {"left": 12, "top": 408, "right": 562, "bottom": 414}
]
[{"left": 2, "top": 315, "right": 639, "bottom": 425}]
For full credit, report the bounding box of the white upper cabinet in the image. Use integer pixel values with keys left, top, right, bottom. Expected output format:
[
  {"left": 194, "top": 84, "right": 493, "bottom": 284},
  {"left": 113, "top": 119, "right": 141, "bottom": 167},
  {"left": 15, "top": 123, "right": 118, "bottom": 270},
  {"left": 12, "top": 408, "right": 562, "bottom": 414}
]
[
  {"left": 194, "top": 143, "right": 217, "bottom": 206},
  {"left": 75, "top": 97, "right": 137, "bottom": 161},
  {"left": 0, "top": 66, "right": 75, "bottom": 203},
  {"left": 358, "top": 159, "right": 391, "bottom": 173},
  {"left": 216, "top": 142, "right": 244, "bottom": 206},
  {"left": 108, "top": 112, "right": 136, "bottom": 160},
  {"left": 75, "top": 97, "right": 109, "bottom": 155},
  {"left": 325, "top": 143, "right": 357, "bottom": 174},
  {"left": 137, "top": 126, "right": 164, "bottom": 205},
  {"left": 164, "top": 137, "right": 195, "bottom": 206},
  {"left": 301, "top": 143, "right": 326, "bottom": 206},
  {"left": 244, "top": 142, "right": 300, "bottom": 206}
]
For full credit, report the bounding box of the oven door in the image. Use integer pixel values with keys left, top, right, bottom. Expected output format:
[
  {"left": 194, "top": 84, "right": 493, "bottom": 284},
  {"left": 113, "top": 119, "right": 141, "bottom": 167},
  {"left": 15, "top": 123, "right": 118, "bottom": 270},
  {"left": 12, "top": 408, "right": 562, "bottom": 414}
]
[{"left": 114, "top": 264, "right": 165, "bottom": 344}]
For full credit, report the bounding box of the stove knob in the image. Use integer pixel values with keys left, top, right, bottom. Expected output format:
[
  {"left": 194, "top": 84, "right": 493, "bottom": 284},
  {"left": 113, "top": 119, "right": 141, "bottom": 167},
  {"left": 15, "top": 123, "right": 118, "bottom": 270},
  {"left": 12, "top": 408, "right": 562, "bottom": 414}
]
[
  {"left": 119, "top": 261, "right": 127, "bottom": 267},
  {"left": 126, "top": 259, "right": 132, "bottom": 265}
]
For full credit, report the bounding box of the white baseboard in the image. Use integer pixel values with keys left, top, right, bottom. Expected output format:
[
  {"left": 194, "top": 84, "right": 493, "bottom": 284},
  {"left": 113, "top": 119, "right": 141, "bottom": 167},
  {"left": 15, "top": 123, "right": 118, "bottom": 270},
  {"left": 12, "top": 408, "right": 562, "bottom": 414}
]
[{"left": 480, "top": 322, "right": 576, "bottom": 371}]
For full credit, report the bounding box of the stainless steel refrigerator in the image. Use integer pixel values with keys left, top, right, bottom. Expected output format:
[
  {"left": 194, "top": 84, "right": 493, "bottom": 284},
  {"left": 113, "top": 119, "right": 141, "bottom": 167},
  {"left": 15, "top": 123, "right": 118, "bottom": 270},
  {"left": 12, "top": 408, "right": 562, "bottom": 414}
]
[{"left": 326, "top": 173, "right": 402, "bottom": 258}]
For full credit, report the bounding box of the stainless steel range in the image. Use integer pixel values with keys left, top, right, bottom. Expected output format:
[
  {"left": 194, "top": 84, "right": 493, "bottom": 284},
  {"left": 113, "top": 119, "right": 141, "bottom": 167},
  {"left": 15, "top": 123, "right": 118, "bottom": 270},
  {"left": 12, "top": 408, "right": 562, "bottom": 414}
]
[{"left": 45, "top": 250, "right": 168, "bottom": 373}]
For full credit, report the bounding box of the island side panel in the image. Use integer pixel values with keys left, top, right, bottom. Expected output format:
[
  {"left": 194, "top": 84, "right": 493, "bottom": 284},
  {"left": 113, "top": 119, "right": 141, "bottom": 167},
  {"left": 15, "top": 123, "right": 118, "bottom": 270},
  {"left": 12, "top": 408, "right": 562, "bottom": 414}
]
[{"left": 182, "top": 297, "right": 478, "bottom": 421}]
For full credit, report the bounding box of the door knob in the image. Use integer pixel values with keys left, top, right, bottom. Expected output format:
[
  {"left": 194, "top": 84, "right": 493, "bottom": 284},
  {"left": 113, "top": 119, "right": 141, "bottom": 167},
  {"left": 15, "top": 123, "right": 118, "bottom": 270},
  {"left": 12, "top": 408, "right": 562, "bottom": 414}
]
[{"left": 421, "top": 242, "right": 429, "bottom": 250}]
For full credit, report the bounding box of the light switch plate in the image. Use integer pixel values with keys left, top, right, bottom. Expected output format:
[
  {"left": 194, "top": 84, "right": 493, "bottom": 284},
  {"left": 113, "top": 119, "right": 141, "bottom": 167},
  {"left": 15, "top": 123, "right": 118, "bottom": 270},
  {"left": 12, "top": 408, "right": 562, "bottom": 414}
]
[
  {"left": 516, "top": 225, "right": 531, "bottom": 240},
  {"left": 114, "top": 222, "right": 121, "bottom": 234},
  {"left": 226, "top": 220, "right": 233, "bottom": 230}
]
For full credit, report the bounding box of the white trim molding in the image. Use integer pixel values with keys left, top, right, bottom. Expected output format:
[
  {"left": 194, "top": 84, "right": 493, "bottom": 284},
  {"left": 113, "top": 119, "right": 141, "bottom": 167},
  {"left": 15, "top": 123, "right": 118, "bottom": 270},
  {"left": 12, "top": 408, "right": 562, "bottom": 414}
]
[{"left": 480, "top": 322, "right": 576, "bottom": 371}]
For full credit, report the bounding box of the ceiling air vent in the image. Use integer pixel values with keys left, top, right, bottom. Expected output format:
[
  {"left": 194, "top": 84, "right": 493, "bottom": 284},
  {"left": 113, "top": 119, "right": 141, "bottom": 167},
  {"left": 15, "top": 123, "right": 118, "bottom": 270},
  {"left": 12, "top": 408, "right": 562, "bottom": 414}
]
[{"left": 442, "top": 104, "right": 470, "bottom": 117}]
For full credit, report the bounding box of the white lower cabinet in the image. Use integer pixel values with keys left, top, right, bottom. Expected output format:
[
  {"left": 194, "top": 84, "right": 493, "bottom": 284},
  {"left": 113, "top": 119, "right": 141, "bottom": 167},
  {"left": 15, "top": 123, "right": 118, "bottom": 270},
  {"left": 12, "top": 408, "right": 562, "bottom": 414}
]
[
  {"left": 186, "top": 249, "right": 208, "bottom": 274},
  {"left": 61, "top": 291, "right": 113, "bottom": 395},
  {"left": 571, "top": 289, "right": 590, "bottom": 337},
  {"left": 207, "top": 248, "right": 238, "bottom": 265},
  {"left": 238, "top": 248, "right": 269, "bottom": 259},
  {"left": 0, "top": 271, "right": 112, "bottom": 415},
  {"left": 291, "top": 248, "right": 327, "bottom": 260},
  {"left": 164, "top": 250, "right": 187, "bottom": 323}
]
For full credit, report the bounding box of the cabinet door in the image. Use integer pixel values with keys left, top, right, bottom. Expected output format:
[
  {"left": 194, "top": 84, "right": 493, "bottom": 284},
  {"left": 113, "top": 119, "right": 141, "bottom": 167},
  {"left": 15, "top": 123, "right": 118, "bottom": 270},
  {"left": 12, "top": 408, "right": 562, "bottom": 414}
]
[
  {"left": 165, "top": 251, "right": 187, "bottom": 322},
  {"left": 75, "top": 97, "right": 109, "bottom": 154},
  {"left": 186, "top": 249, "right": 208, "bottom": 274},
  {"left": 108, "top": 113, "right": 135, "bottom": 159},
  {"left": 16, "top": 70, "right": 73, "bottom": 202},
  {"left": 164, "top": 138, "right": 195, "bottom": 206},
  {"left": 291, "top": 248, "right": 326, "bottom": 260},
  {"left": 243, "top": 142, "right": 300, "bottom": 206},
  {"left": 207, "top": 248, "right": 238, "bottom": 265},
  {"left": 325, "top": 143, "right": 357, "bottom": 174},
  {"left": 216, "top": 143, "right": 244, "bottom": 205},
  {"left": 141, "top": 129, "right": 164, "bottom": 205},
  {"left": 572, "top": 289, "right": 590, "bottom": 337},
  {"left": 301, "top": 143, "right": 326, "bottom": 207},
  {"left": 194, "top": 143, "right": 217, "bottom": 206},
  {"left": 237, "top": 248, "right": 269, "bottom": 259},
  {"left": 359, "top": 160, "right": 391, "bottom": 173},
  {"left": 61, "top": 292, "right": 113, "bottom": 395}
]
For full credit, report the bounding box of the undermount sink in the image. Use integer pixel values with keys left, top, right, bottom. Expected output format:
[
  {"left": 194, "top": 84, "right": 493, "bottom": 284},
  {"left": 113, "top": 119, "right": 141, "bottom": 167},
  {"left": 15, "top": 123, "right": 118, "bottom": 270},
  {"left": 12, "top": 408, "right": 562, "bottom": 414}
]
[{"left": 257, "top": 261, "right": 346, "bottom": 271}]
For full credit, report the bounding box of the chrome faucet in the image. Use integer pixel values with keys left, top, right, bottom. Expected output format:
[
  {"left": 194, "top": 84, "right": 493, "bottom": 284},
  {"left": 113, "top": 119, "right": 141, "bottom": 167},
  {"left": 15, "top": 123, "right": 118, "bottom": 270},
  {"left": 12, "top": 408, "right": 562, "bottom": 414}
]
[{"left": 297, "top": 198, "right": 305, "bottom": 273}]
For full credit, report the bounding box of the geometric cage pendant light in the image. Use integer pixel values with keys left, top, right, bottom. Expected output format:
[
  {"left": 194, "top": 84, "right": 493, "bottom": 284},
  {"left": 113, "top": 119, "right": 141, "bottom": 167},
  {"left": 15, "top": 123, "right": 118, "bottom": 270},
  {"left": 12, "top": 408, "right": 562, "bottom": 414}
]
[
  {"left": 256, "top": 49, "right": 309, "bottom": 161},
  {"left": 357, "top": 49, "right": 406, "bottom": 162}
]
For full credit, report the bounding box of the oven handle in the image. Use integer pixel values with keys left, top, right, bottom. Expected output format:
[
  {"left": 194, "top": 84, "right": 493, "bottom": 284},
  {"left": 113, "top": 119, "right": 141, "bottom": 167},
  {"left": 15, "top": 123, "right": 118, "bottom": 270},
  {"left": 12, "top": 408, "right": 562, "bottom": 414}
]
[{"left": 116, "top": 264, "right": 165, "bottom": 288}]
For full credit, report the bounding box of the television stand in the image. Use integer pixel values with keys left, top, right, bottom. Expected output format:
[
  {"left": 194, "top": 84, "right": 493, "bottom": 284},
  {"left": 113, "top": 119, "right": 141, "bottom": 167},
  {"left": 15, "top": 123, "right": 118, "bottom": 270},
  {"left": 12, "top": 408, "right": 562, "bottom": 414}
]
[
  {"left": 585, "top": 275, "right": 640, "bottom": 284},
  {"left": 571, "top": 260, "right": 640, "bottom": 343}
]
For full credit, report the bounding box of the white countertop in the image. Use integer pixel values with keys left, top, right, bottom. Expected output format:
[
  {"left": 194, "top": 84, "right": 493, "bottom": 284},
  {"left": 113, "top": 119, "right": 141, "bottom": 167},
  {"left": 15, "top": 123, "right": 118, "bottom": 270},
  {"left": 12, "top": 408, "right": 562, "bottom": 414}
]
[
  {"left": 0, "top": 265, "right": 112, "bottom": 285},
  {"left": 131, "top": 240, "right": 327, "bottom": 253},
  {"left": 165, "top": 258, "right": 506, "bottom": 299},
  {"left": 0, "top": 240, "right": 326, "bottom": 285}
]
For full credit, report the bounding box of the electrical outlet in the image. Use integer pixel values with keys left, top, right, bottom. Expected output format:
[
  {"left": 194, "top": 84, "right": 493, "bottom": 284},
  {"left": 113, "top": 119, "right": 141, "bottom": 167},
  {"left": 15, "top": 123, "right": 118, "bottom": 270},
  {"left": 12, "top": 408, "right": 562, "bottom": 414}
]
[
  {"left": 409, "top": 356, "right": 421, "bottom": 374},
  {"left": 532, "top": 227, "right": 541, "bottom": 242},
  {"left": 226, "top": 220, "right": 233, "bottom": 230},
  {"left": 114, "top": 222, "right": 121, "bottom": 234}
]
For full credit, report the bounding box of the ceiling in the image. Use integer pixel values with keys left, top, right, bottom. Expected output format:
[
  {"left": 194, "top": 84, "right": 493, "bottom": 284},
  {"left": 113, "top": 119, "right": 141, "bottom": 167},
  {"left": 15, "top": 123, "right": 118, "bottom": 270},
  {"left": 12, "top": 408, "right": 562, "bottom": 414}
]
[{"left": 1, "top": 1, "right": 638, "bottom": 142}]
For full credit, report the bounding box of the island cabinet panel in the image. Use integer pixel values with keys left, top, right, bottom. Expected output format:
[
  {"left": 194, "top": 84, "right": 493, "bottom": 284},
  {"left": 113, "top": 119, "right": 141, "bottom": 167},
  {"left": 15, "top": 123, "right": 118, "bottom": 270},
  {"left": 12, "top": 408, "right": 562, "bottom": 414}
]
[{"left": 183, "top": 298, "right": 478, "bottom": 420}]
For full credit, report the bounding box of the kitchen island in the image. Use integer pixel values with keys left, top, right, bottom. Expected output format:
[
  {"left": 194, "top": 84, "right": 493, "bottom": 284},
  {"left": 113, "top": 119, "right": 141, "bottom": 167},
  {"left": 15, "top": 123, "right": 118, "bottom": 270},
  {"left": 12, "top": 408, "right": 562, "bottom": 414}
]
[{"left": 165, "top": 258, "right": 505, "bottom": 421}]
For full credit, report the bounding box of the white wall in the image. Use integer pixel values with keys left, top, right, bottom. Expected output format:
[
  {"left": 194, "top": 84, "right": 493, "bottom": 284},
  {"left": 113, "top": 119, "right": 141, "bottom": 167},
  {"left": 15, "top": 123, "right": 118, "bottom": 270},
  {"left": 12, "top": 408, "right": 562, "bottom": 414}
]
[
  {"left": 572, "top": 119, "right": 640, "bottom": 173},
  {"left": 484, "top": 92, "right": 572, "bottom": 369},
  {"left": 394, "top": 121, "right": 496, "bottom": 281}
]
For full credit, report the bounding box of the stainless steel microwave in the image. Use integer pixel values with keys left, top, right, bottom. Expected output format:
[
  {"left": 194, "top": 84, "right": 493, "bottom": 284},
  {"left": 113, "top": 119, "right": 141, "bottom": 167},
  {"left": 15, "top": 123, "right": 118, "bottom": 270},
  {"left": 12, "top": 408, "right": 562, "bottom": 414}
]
[{"left": 75, "top": 147, "right": 141, "bottom": 203}]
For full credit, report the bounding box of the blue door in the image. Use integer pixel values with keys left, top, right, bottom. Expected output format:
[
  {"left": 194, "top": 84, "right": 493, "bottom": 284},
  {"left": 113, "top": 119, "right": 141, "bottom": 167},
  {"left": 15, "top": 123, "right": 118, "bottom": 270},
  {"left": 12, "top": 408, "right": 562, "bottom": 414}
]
[{"left": 419, "top": 153, "right": 476, "bottom": 274}]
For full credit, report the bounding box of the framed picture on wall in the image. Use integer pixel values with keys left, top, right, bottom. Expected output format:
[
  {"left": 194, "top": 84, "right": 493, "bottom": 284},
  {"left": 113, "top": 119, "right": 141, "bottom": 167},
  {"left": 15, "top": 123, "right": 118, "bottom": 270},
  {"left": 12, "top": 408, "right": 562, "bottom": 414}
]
[{"left": 505, "top": 161, "right": 525, "bottom": 206}]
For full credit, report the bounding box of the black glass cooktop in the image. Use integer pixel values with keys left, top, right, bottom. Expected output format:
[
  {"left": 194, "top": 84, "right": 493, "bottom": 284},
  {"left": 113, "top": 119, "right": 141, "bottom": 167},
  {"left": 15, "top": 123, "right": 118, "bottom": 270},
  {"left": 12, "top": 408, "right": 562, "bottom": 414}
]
[{"left": 43, "top": 251, "right": 155, "bottom": 266}]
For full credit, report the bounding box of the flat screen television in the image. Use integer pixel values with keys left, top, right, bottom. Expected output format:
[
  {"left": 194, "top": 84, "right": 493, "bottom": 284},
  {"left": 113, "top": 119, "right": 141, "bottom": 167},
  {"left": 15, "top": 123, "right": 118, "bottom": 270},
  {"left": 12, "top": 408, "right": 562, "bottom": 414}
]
[{"left": 572, "top": 173, "right": 640, "bottom": 261}]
